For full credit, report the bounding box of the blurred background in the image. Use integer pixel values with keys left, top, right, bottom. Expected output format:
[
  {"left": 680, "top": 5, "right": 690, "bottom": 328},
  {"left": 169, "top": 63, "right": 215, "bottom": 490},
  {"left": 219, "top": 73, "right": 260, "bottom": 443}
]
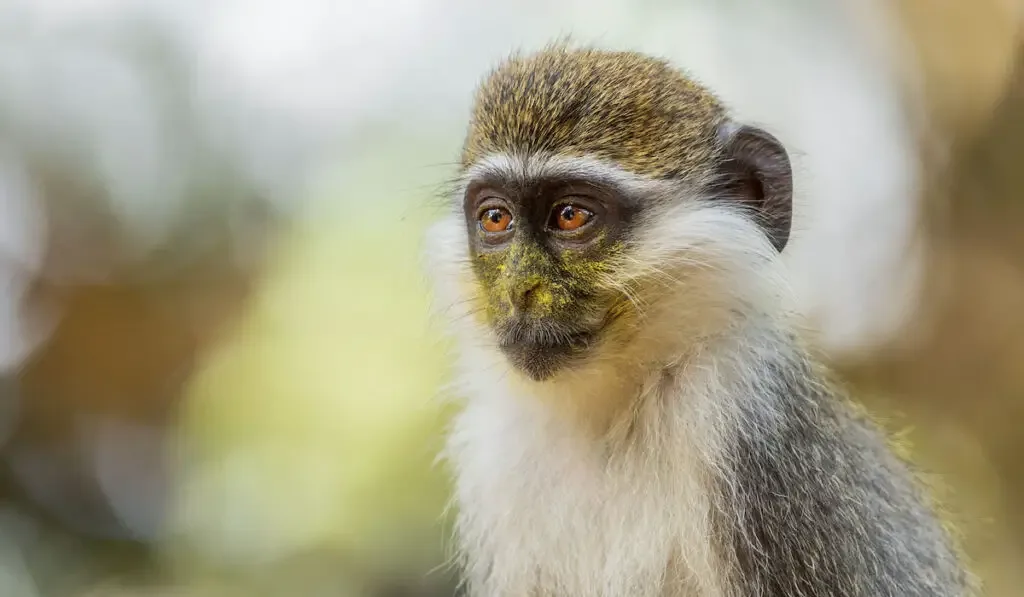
[{"left": 0, "top": 0, "right": 1020, "bottom": 595}]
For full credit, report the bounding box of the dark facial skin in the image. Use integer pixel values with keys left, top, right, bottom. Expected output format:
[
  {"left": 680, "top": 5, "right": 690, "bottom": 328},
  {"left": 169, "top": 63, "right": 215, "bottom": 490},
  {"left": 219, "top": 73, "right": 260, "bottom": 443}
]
[{"left": 463, "top": 175, "right": 635, "bottom": 381}]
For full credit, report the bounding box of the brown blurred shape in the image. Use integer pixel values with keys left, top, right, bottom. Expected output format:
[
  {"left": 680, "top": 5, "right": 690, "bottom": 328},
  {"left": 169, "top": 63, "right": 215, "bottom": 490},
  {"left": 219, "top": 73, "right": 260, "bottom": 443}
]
[
  {"left": 842, "top": 8, "right": 1024, "bottom": 595},
  {"left": 0, "top": 164, "right": 279, "bottom": 595}
]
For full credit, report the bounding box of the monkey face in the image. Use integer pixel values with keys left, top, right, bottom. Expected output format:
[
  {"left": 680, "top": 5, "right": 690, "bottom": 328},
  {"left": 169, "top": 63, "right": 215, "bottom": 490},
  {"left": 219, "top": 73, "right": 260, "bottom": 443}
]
[
  {"left": 462, "top": 173, "right": 634, "bottom": 381},
  {"left": 453, "top": 140, "right": 793, "bottom": 383}
]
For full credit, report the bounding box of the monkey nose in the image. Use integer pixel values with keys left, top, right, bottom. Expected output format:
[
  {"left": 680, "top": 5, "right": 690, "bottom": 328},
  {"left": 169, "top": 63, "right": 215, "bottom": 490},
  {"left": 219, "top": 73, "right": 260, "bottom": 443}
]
[{"left": 510, "top": 282, "right": 541, "bottom": 312}]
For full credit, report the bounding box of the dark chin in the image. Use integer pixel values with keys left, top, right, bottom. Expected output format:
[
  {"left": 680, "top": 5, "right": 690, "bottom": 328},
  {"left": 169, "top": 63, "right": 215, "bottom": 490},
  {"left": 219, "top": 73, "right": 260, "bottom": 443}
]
[{"left": 499, "top": 331, "right": 593, "bottom": 382}]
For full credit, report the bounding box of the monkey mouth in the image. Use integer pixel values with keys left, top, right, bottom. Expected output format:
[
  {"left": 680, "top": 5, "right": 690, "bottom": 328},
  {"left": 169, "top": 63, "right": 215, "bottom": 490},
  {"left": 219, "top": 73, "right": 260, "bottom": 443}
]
[
  {"left": 497, "top": 325, "right": 594, "bottom": 352},
  {"left": 496, "top": 323, "right": 597, "bottom": 381}
]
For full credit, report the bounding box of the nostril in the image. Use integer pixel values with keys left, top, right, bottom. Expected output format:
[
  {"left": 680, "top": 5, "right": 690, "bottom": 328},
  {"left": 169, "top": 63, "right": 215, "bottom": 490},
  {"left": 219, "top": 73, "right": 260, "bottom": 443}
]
[
  {"left": 521, "top": 286, "right": 537, "bottom": 308},
  {"left": 512, "top": 283, "right": 540, "bottom": 311}
]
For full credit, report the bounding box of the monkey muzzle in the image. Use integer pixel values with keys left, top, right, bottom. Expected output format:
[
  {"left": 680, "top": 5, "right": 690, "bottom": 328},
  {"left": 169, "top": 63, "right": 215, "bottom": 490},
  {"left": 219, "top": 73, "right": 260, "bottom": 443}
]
[{"left": 494, "top": 317, "right": 595, "bottom": 381}]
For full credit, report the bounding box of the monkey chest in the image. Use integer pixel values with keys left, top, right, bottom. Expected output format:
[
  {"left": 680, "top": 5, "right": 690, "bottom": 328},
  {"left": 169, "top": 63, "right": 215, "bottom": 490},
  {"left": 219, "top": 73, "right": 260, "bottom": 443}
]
[{"left": 469, "top": 457, "right": 721, "bottom": 596}]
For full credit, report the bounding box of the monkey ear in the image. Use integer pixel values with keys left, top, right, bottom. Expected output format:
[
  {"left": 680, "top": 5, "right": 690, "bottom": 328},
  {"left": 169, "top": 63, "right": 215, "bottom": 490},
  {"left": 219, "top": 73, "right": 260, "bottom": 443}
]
[{"left": 714, "top": 122, "right": 793, "bottom": 252}]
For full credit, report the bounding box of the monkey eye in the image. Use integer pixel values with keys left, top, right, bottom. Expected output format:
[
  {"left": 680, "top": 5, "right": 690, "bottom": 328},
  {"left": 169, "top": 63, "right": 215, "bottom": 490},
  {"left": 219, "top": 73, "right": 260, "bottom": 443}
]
[
  {"left": 550, "top": 203, "right": 594, "bottom": 232},
  {"left": 479, "top": 207, "right": 514, "bottom": 233}
]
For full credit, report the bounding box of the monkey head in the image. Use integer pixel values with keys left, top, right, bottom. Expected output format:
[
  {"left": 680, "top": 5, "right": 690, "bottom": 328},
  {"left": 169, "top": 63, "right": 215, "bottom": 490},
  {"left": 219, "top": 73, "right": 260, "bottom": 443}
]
[{"left": 430, "top": 45, "right": 794, "bottom": 385}]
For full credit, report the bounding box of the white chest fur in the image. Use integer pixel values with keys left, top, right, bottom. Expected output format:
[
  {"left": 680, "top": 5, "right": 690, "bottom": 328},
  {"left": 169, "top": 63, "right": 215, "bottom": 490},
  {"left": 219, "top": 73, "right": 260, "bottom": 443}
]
[{"left": 447, "top": 361, "right": 727, "bottom": 597}]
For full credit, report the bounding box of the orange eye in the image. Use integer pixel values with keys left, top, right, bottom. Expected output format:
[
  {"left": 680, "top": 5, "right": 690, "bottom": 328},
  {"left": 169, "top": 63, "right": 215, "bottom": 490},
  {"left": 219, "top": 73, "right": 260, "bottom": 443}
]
[
  {"left": 553, "top": 204, "right": 592, "bottom": 232},
  {"left": 480, "top": 207, "right": 513, "bottom": 233}
]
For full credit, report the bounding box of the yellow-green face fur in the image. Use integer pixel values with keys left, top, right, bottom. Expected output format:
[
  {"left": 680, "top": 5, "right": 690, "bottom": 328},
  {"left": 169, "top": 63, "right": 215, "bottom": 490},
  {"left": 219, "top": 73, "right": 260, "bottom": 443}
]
[
  {"left": 462, "top": 45, "right": 726, "bottom": 179},
  {"left": 472, "top": 234, "right": 619, "bottom": 323}
]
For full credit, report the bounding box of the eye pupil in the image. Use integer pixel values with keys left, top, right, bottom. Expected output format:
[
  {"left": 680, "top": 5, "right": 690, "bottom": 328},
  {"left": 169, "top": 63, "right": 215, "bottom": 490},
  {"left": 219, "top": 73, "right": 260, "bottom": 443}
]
[{"left": 560, "top": 206, "right": 575, "bottom": 221}]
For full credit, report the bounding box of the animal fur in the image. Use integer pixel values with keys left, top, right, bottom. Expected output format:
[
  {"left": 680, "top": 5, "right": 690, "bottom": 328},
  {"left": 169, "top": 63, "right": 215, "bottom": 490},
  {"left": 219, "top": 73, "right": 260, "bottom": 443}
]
[{"left": 426, "top": 44, "right": 974, "bottom": 597}]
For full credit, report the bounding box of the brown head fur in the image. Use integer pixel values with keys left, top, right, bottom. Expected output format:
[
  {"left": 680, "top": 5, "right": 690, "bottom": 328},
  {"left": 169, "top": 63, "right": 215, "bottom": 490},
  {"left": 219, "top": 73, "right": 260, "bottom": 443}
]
[{"left": 462, "top": 44, "right": 727, "bottom": 179}]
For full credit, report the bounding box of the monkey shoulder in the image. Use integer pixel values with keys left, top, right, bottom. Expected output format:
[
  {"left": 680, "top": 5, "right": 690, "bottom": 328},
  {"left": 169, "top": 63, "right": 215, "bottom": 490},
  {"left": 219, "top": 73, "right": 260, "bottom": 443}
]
[{"left": 717, "top": 351, "right": 973, "bottom": 596}]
